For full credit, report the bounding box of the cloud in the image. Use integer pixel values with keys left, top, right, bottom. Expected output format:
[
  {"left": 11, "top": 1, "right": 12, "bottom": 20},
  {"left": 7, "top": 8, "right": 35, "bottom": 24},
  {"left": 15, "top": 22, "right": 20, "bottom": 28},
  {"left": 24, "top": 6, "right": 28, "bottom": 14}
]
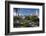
[{"left": 13, "top": 12, "right": 16, "bottom": 16}]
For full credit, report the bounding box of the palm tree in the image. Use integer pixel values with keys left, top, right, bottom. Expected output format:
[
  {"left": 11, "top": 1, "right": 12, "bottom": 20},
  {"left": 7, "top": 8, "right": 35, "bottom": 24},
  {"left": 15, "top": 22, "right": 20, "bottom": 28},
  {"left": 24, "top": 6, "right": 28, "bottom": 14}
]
[{"left": 15, "top": 8, "right": 20, "bottom": 16}]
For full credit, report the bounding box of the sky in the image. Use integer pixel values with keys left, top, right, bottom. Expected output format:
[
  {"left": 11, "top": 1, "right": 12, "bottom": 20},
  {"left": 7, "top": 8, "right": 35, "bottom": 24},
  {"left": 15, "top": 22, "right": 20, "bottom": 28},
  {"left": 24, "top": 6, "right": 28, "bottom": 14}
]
[{"left": 13, "top": 8, "right": 39, "bottom": 16}]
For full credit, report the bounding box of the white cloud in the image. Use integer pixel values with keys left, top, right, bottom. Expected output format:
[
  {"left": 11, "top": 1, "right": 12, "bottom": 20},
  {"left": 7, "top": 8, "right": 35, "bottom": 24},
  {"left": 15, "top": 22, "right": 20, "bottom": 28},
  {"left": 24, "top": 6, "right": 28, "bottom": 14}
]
[{"left": 13, "top": 12, "right": 16, "bottom": 16}]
